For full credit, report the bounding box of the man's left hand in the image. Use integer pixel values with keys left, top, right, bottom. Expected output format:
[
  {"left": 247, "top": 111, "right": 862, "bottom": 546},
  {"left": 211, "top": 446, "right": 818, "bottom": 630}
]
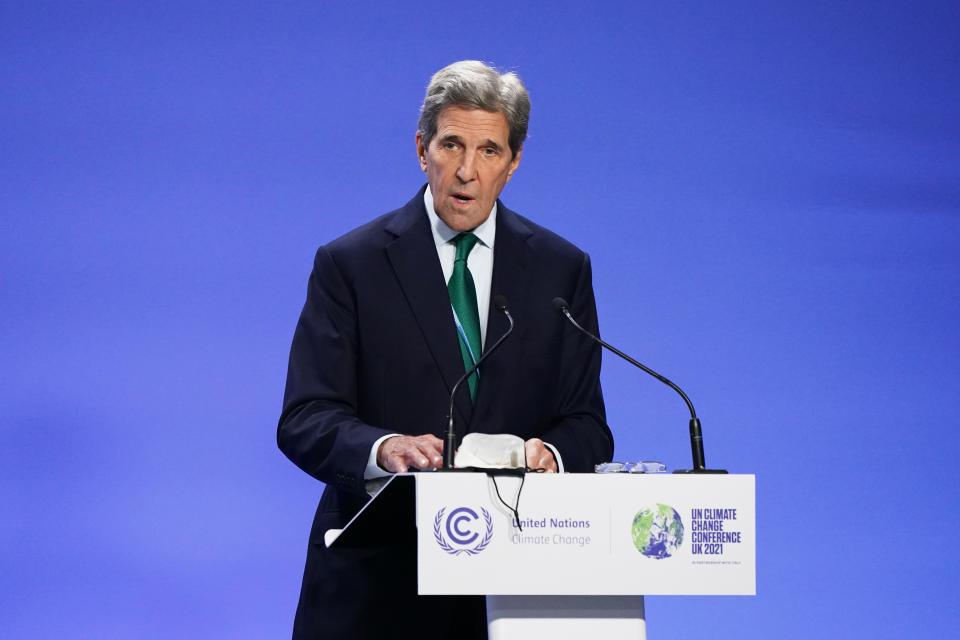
[{"left": 524, "top": 438, "right": 558, "bottom": 473}]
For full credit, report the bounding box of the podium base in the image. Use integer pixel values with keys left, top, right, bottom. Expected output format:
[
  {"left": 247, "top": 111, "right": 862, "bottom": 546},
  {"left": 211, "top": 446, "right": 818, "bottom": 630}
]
[{"left": 486, "top": 595, "right": 646, "bottom": 639}]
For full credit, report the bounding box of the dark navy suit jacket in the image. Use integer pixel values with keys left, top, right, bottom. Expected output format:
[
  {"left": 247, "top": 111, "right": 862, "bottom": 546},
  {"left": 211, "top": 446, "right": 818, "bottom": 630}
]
[{"left": 278, "top": 187, "right": 613, "bottom": 638}]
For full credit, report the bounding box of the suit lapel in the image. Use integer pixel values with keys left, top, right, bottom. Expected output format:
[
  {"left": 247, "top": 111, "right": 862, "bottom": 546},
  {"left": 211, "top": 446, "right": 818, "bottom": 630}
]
[
  {"left": 385, "top": 190, "right": 474, "bottom": 428},
  {"left": 474, "top": 203, "right": 533, "bottom": 414}
]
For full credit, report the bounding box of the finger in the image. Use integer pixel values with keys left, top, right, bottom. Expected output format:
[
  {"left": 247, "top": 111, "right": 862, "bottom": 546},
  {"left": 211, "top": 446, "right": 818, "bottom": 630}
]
[
  {"left": 404, "top": 438, "right": 445, "bottom": 469},
  {"left": 524, "top": 439, "right": 544, "bottom": 463},
  {"left": 416, "top": 439, "right": 444, "bottom": 467},
  {"left": 403, "top": 445, "right": 433, "bottom": 470},
  {"left": 532, "top": 452, "right": 550, "bottom": 470},
  {"left": 405, "top": 435, "right": 443, "bottom": 467},
  {"left": 377, "top": 437, "right": 405, "bottom": 472},
  {"left": 385, "top": 438, "right": 429, "bottom": 473},
  {"left": 525, "top": 442, "right": 557, "bottom": 472},
  {"left": 422, "top": 450, "right": 444, "bottom": 468},
  {"left": 541, "top": 454, "right": 559, "bottom": 473},
  {"left": 385, "top": 452, "right": 408, "bottom": 474}
]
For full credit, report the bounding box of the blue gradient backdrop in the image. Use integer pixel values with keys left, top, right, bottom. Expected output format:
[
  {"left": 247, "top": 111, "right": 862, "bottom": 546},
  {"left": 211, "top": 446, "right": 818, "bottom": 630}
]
[{"left": 2, "top": 1, "right": 958, "bottom": 637}]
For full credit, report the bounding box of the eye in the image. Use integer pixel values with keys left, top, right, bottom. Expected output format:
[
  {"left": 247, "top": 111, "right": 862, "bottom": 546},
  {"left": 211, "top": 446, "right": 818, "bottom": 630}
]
[
  {"left": 443, "top": 141, "right": 458, "bottom": 150},
  {"left": 482, "top": 147, "right": 498, "bottom": 156}
]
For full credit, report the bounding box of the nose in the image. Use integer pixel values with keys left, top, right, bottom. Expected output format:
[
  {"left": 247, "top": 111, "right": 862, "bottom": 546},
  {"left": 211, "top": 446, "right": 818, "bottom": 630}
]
[{"left": 456, "top": 153, "right": 477, "bottom": 183}]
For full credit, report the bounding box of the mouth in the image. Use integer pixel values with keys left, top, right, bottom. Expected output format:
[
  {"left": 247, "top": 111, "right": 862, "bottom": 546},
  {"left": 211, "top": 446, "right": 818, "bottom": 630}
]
[{"left": 450, "top": 192, "right": 475, "bottom": 205}]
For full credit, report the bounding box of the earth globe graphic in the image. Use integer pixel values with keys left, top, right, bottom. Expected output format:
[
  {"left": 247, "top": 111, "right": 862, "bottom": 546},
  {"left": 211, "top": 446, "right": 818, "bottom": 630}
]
[{"left": 631, "top": 504, "right": 684, "bottom": 559}]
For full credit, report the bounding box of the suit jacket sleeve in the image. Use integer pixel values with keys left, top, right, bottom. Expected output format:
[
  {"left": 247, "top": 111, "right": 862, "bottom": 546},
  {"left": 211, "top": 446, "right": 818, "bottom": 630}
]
[{"left": 277, "top": 245, "right": 392, "bottom": 496}]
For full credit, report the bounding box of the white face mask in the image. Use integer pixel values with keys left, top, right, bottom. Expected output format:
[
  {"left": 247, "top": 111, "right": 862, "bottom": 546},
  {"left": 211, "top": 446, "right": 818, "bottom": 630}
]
[{"left": 454, "top": 433, "right": 526, "bottom": 469}]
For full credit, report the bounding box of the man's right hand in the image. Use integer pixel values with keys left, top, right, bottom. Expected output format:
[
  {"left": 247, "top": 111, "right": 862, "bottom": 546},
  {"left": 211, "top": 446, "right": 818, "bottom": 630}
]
[{"left": 376, "top": 434, "right": 444, "bottom": 473}]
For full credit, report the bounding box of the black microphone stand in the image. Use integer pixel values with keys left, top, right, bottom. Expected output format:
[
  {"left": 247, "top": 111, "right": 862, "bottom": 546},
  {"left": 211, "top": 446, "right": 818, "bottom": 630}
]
[
  {"left": 442, "top": 296, "right": 515, "bottom": 470},
  {"left": 553, "top": 298, "right": 726, "bottom": 474}
]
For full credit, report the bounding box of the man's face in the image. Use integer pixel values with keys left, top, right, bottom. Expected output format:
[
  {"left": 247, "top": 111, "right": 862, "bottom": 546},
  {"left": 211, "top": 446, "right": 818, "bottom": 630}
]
[{"left": 416, "top": 106, "right": 522, "bottom": 232}]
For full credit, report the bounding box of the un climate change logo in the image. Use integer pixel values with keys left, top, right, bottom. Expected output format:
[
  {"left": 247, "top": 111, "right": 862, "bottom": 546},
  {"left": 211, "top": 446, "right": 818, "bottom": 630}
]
[
  {"left": 632, "top": 504, "right": 684, "bottom": 559},
  {"left": 434, "top": 507, "right": 493, "bottom": 556}
]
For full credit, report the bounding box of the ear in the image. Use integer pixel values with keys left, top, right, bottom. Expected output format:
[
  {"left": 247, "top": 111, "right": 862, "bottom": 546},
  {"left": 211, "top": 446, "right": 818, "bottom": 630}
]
[
  {"left": 415, "top": 131, "right": 427, "bottom": 172},
  {"left": 505, "top": 146, "right": 522, "bottom": 183}
]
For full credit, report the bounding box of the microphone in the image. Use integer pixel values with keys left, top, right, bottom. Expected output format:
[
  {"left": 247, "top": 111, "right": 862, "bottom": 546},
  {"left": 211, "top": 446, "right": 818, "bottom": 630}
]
[
  {"left": 442, "top": 295, "right": 515, "bottom": 470},
  {"left": 552, "top": 297, "right": 726, "bottom": 474}
]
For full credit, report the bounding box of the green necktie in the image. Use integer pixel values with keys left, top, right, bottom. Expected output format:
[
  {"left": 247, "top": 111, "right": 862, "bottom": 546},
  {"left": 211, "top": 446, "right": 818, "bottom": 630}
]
[{"left": 448, "top": 233, "right": 482, "bottom": 402}]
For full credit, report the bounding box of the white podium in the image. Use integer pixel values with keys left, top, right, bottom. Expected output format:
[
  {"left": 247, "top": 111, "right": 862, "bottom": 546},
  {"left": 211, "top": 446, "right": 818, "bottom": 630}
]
[{"left": 327, "top": 472, "right": 755, "bottom": 639}]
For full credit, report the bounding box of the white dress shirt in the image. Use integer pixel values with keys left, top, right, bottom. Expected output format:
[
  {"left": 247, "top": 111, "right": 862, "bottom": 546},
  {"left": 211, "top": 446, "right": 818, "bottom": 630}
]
[{"left": 422, "top": 185, "right": 496, "bottom": 348}]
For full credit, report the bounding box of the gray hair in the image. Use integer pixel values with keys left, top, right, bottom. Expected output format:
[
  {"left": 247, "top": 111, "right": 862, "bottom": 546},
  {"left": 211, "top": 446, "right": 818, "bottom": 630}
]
[{"left": 418, "top": 60, "right": 530, "bottom": 158}]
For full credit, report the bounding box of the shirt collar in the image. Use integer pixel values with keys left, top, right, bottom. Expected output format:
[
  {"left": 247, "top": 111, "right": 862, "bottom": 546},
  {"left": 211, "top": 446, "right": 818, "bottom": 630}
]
[{"left": 424, "top": 185, "right": 497, "bottom": 250}]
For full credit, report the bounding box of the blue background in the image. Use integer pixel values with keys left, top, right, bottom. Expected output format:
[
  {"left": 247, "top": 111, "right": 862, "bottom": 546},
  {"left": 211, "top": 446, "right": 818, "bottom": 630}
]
[{"left": 2, "top": 1, "right": 958, "bottom": 636}]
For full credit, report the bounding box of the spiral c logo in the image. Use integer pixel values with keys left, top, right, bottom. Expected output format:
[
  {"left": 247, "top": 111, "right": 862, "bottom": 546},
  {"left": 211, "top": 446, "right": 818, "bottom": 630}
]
[
  {"left": 434, "top": 506, "right": 494, "bottom": 556},
  {"left": 447, "top": 507, "right": 480, "bottom": 544}
]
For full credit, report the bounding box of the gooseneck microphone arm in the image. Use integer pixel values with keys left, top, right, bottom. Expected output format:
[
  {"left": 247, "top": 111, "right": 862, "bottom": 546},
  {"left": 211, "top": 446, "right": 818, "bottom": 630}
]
[
  {"left": 444, "top": 295, "right": 515, "bottom": 470},
  {"left": 552, "top": 297, "right": 724, "bottom": 474}
]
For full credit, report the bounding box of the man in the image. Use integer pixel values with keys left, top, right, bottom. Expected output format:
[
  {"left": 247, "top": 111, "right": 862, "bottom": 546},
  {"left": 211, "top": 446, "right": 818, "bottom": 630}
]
[{"left": 278, "top": 60, "right": 613, "bottom": 639}]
